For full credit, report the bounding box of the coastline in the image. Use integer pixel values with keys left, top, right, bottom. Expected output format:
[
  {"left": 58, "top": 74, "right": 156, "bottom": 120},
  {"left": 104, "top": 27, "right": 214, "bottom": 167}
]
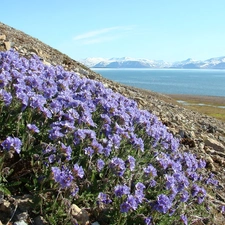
[
  {"left": 168, "top": 94, "right": 225, "bottom": 105},
  {"left": 167, "top": 94, "right": 225, "bottom": 122}
]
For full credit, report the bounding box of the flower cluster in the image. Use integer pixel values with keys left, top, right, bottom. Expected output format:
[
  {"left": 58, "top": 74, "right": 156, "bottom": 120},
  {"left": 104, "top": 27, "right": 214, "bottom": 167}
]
[
  {"left": 1, "top": 136, "right": 22, "bottom": 154},
  {"left": 0, "top": 50, "right": 219, "bottom": 224}
]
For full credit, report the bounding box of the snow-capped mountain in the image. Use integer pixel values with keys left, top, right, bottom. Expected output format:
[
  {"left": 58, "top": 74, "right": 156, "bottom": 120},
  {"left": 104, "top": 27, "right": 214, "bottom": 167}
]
[{"left": 80, "top": 56, "right": 225, "bottom": 69}]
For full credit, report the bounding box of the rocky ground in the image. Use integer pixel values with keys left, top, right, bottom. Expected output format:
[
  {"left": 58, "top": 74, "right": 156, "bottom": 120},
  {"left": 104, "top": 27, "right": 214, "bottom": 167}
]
[{"left": 0, "top": 22, "right": 225, "bottom": 224}]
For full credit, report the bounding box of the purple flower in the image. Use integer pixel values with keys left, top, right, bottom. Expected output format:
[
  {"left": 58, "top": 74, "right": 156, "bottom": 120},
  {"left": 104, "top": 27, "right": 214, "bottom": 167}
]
[
  {"left": 114, "top": 184, "right": 130, "bottom": 197},
  {"left": 97, "top": 192, "right": 112, "bottom": 204},
  {"left": 1, "top": 136, "right": 22, "bottom": 154},
  {"left": 30, "top": 94, "right": 47, "bottom": 109},
  {"left": 191, "top": 184, "right": 200, "bottom": 197},
  {"left": 97, "top": 159, "right": 105, "bottom": 171},
  {"left": 154, "top": 194, "right": 172, "bottom": 214},
  {"left": 191, "top": 184, "right": 206, "bottom": 204},
  {"left": 135, "top": 182, "right": 146, "bottom": 191},
  {"left": 84, "top": 147, "right": 94, "bottom": 157},
  {"left": 109, "top": 157, "right": 126, "bottom": 177},
  {"left": 73, "top": 129, "right": 96, "bottom": 145},
  {"left": 135, "top": 190, "right": 145, "bottom": 204},
  {"left": 180, "top": 214, "right": 188, "bottom": 225},
  {"left": 49, "top": 126, "right": 64, "bottom": 140},
  {"left": 183, "top": 153, "right": 198, "bottom": 171},
  {"left": 156, "top": 152, "right": 170, "bottom": 170},
  {"left": 126, "top": 195, "right": 138, "bottom": 210},
  {"left": 197, "top": 187, "right": 206, "bottom": 204},
  {"left": 48, "top": 154, "right": 56, "bottom": 163},
  {"left": 180, "top": 190, "right": 189, "bottom": 202},
  {"left": 109, "top": 134, "right": 121, "bottom": 149},
  {"left": 149, "top": 179, "right": 157, "bottom": 187},
  {"left": 205, "top": 173, "right": 218, "bottom": 186},
  {"left": 101, "top": 114, "right": 111, "bottom": 124},
  {"left": 60, "top": 143, "right": 72, "bottom": 160},
  {"left": 91, "top": 139, "right": 103, "bottom": 154},
  {"left": 198, "top": 159, "right": 206, "bottom": 168},
  {"left": 143, "top": 164, "right": 157, "bottom": 178},
  {"left": 71, "top": 186, "right": 79, "bottom": 196},
  {"left": 0, "top": 89, "right": 12, "bottom": 106},
  {"left": 173, "top": 172, "right": 190, "bottom": 192},
  {"left": 120, "top": 202, "right": 130, "bottom": 213},
  {"left": 130, "top": 133, "right": 144, "bottom": 151},
  {"left": 220, "top": 205, "right": 225, "bottom": 214},
  {"left": 27, "top": 123, "right": 40, "bottom": 133},
  {"left": 51, "top": 166, "right": 73, "bottom": 188},
  {"left": 144, "top": 217, "right": 153, "bottom": 225},
  {"left": 207, "top": 178, "right": 219, "bottom": 186},
  {"left": 187, "top": 171, "right": 199, "bottom": 182},
  {"left": 126, "top": 155, "right": 136, "bottom": 171},
  {"left": 73, "top": 163, "right": 84, "bottom": 178}
]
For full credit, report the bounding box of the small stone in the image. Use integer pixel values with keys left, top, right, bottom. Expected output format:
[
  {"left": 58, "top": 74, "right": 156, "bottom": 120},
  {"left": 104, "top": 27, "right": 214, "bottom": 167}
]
[
  {"left": 16, "top": 195, "right": 32, "bottom": 211},
  {"left": 34, "top": 216, "right": 48, "bottom": 225},
  {"left": 13, "top": 221, "right": 28, "bottom": 225},
  {"left": 208, "top": 162, "right": 216, "bottom": 171},
  {"left": 204, "top": 137, "right": 225, "bottom": 152},
  {"left": 178, "top": 129, "right": 185, "bottom": 138},
  {"left": 29, "top": 48, "right": 39, "bottom": 55},
  {"left": 0, "top": 34, "right": 6, "bottom": 40},
  {"left": 205, "top": 155, "right": 214, "bottom": 164},
  {"left": 218, "top": 135, "right": 225, "bottom": 143},
  {"left": 199, "top": 142, "right": 205, "bottom": 151},
  {"left": 0, "top": 200, "right": 11, "bottom": 213},
  {"left": 43, "top": 60, "right": 51, "bottom": 66},
  {"left": 70, "top": 204, "right": 89, "bottom": 225},
  {"left": 4, "top": 41, "right": 11, "bottom": 50},
  {"left": 16, "top": 212, "right": 29, "bottom": 221}
]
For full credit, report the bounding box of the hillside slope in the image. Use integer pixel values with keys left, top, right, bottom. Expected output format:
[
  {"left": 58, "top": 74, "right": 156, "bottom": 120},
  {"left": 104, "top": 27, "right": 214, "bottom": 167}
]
[{"left": 0, "top": 22, "right": 225, "bottom": 224}]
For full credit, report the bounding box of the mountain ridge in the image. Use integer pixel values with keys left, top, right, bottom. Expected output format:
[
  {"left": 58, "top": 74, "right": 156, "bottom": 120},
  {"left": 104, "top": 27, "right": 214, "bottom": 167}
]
[{"left": 81, "top": 56, "right": 225, "bottom": 69}]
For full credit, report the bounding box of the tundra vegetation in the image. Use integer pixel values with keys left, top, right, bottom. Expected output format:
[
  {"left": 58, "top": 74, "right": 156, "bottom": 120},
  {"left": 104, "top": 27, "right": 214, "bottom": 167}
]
[{"left": 0, "top": 50, "right": 223, "bottom": 224}]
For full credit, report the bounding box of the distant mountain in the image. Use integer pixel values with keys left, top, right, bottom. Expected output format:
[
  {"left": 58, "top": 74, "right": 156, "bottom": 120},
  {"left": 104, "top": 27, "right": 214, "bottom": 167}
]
[{"left": 81, "top": 56, "right": 225, "bottom": 69}]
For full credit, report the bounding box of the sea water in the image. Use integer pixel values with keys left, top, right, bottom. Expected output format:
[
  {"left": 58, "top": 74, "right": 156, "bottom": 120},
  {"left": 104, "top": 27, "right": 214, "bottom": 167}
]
[{"left": 92, "top": 68, "right": 225, "bottom": 97}]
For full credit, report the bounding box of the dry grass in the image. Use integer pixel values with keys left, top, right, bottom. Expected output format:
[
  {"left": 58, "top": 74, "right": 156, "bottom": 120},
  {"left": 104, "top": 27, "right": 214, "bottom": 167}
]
[{"left": 168, "top": 94, "right": 225, "bottom": 122}]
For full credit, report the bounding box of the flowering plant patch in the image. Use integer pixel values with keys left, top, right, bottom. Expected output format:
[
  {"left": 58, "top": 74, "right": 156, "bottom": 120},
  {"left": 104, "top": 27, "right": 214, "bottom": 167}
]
[{"left": 0, "top": 50, "right": 220, "bottom": 224}]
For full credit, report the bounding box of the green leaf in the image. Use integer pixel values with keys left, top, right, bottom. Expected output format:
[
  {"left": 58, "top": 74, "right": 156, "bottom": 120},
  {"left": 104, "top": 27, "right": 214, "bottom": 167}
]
[{"left": 0, "top": 184, "right": 11, "bottom": 196}]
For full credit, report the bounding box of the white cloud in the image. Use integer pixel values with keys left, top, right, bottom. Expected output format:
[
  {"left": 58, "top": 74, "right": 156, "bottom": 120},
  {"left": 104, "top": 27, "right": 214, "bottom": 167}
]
[{"left": 73, "top": 26, "right": 134, "bottom": 44}]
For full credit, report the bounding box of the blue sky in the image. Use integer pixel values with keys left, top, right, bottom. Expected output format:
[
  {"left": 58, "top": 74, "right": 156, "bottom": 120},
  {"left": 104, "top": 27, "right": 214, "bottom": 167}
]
[{"left": 1, "top": 0, "right": 225, "bottom": 62}]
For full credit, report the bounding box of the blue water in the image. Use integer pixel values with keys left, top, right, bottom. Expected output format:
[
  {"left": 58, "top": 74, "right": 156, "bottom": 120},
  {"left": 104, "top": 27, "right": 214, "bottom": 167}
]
[{"left": 92, "top": 68, "right": 225, "bottom": 97}]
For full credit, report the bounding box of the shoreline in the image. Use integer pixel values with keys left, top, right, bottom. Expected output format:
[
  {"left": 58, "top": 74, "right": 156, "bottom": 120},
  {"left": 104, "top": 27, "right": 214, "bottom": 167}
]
[
  {"left": 167, "top": 94, "right": 225, "bottom": 105},
  {"left": 167, "top": 94, "right": 225, "bottom": 122}
]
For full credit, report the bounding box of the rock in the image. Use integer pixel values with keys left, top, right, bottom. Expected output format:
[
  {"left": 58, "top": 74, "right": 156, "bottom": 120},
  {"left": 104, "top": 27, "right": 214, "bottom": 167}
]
[
  {"left": 0, "top": 34, "right": 6, "bottom": 40},
  {"left": 70, "top": 204, "right": 89, "bottom": 225},
  {"left": 16, "top": 212, "right": 29, "bottom": 221},
  {"left": 0, "top": 199, "right": 11, "bottom": 213},
  {"left": 218, "top": 135, "right": 225, "bottom": 143},
  {"left": 34, "top": 216, "right": 48, "bottom": 225},
  {"left": 134, "top": 97, "right": 147, "bottom": 107},
  {"left": 13, "top": 221, "right": 28, "bottom": 225},
  {"left": 181, "top": 138, "right": 195, "bottom": 148},
  {"left": 178, "top": 129, "right": 186, "bottom": 138},
  {"left": 43, "top": 60, "right": 51, "bottom": 66},
  {"left": 204, "top": 137, "right": 225, "bottom": 152},
  {"left": 4, "top": 41, "right": 11, "bottom": 50},
  {"left": 15, "top": 195, "right": 33, "bottom": 212}
]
